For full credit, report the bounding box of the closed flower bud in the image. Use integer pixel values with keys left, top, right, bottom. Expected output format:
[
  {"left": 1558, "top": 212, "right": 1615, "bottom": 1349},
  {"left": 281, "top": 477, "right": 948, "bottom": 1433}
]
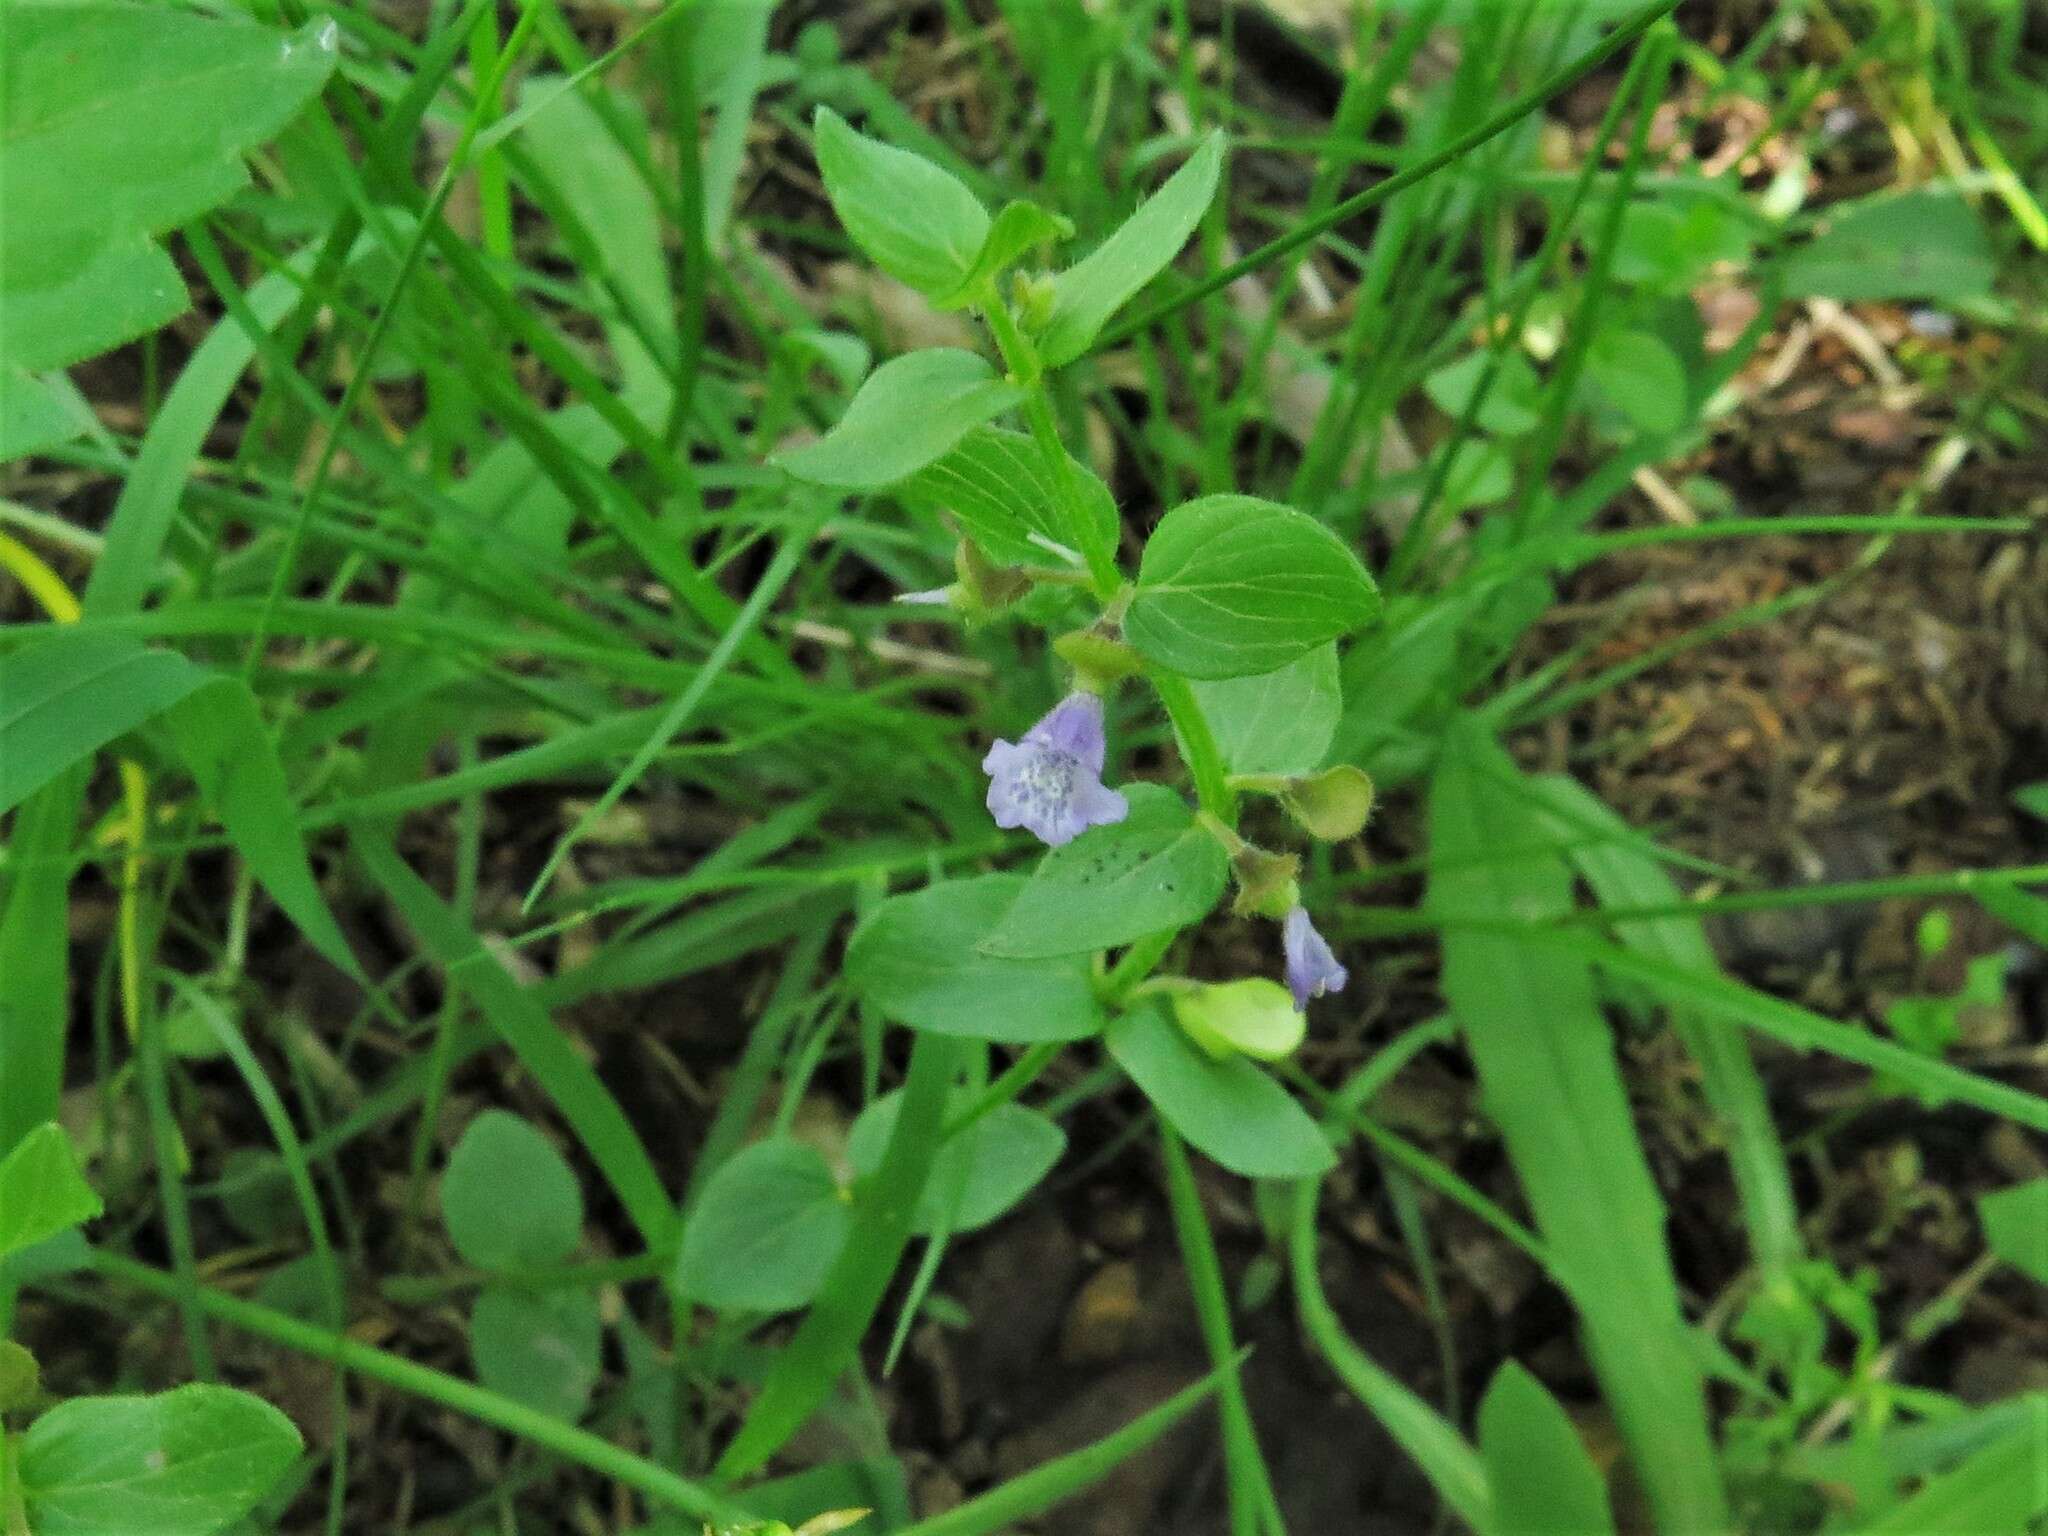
[
  {"left": 1172, "top": 977, "right": 1306, "bottom": 1062},
  {"left": 1281, "top": 764, "right": 1375, "bottom": 842}
]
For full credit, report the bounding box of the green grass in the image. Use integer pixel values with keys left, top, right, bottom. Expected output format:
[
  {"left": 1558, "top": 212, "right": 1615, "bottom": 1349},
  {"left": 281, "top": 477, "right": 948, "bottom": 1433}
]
[{"left": 2, "top": 1, "right": 2045, "bottom": 1533}]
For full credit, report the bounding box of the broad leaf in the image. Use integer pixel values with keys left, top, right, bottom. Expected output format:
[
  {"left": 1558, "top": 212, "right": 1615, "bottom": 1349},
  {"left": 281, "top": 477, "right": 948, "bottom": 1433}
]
[
  {"left": 1125, "top": 495, "right": 1380, "bottom": 680},
  {"left": 1587, "top": 330, "right": 1688, "bottom": 435},
  {"left": 1188, "top": 644, "right": 1339, "bottom": 776},
  {"left": 812, "top": 106, "right": 989, "bottom": 297},
  {"left": 775, "top": 348, "right": 1024, "bottom": 489},
  {"left": 1, "top": 3, "right": 337, "bottom": 363},
  {"left": 0, "top": 631, "right": 212, "bottom": 818},
  {"left": 1781, "top": 191, "right": 1995, "bottom": 304},
  {"left": 1105, "top": 1005, "right": 1332, "bottom": 1179},
  {"left": 898, "top": 425, "right": 1119, "bottom": 569},
  {"left": 441, "top": 1110, "right": 583, "bottom": 1271},
  {"left": 1979, "top": 1178, "right": 2048, "bottom": 1285},
  {"left": 849, "top": 1094, "right": 1064, "bottom": 1234},
  {"left": 2, "top": 239, "right": 187, "bottom": 374},
  {"left": 1479, "top": 1362, "right": 1618, "bottom": 1536},
  {"left": 1, "top": 366, "right": 95, "bottom": 460},
  {"left": 675, "top": 1138, "right": 851, "bottom": 1313},
  {"left": 1037, "top": 132, "right": 1226, "bottom": 367},
  {"left": 980, "top": 784, "right": 1228, "bottom": 957},
  {"left": 20, "top": 1384, "right": 303, "bottom": 1536},
  {"left": 1423, "top": 349, "right": 1543, "bottom": 436},
  {"left": 0, "top": 1122, "right": 101, "bottom": 1258},
  {"left": 470, "top": 1285, "right": 602, "bottom": 1422},
  {"left": 845, "top": 874, "right": 1104, "bottom": 1041}
]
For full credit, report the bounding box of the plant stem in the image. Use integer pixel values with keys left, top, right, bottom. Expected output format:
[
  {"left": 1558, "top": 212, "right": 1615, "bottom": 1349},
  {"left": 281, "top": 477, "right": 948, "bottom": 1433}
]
[
  {"left": 1152, "top": 670, "right": 1237, "bottom": 825},
  {"left": 981, "top": 296, "right": 1123, "bottom": 596},
  {"left": 85, "top": 1250, "right": 753, "bottom": 1528},
  {"left": 1159, "top": 1125, "right": 1285, "bottom": 1536}
]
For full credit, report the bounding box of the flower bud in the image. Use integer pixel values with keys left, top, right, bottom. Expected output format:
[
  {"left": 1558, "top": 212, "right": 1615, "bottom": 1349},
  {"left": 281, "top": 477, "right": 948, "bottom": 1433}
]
[
  {"left": 1172, "top": 978, "right": 1306, "bottom": 1062},
  {"left": 1281, "top": 765, "right": 1375, "bottom": 842},
  {"left": 1053, "top": 627, "right": 1143, "bottom": 690},
  {"left": 1228, "top": 842, "right": 1300, "bottom": 919}
]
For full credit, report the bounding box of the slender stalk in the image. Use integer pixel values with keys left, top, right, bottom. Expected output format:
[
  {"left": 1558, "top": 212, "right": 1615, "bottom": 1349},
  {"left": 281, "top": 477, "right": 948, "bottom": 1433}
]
[
  {"left": 1152, "top": 671, "right": 1237, "bottom": 824},
  {"left": 85, "top": 1251, "right": 753, "bottom": 1527},
  {"left": 1159, "top": 1126, "right": 1284, "bottom": 1536}
]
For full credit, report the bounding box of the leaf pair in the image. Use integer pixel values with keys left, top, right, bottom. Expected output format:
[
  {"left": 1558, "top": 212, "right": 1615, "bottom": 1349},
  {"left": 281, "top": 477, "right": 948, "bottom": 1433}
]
[
  {"left": 441, "top": 1112, "right": 600, "bottom": 1422},
  {"left": 0, "top": 1127, "right": 302, "bottom": 1536},
  {"left": 675, "top": 1099, "right": 1063, "bottom": 1313},
  {"left": 811, "top": 106, "right": 1221, "bottom": 363}
]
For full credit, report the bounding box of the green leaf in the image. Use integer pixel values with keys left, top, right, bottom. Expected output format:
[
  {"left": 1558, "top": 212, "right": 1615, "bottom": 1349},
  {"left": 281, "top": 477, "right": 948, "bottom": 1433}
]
[
  {"left": 936, "top": 199, "right": 1074, "bottom": 308},
  {"left": 1036, "top": 132, "right": 1226, "bottom": 367},
  {"left": 1423, "top": 349, "right": 1543, "bottom": 436},
  {"left": 2, "top": 238, "right": 188, "bottom": 374},
  {"left": 849, "top": 1095, "right": 1065, "bottom": 1234},
  {"left": 898, "top": 425, "right": 1119, "bottom": 568},
  {"left": 1428, "top": 718, "right": 1727, "bottom": 1533},
  {"left": 1, "top": 4, "right": 336, "bottom": 363},
  {"left": 774, "top": 349, "right": 1025, "bottom": 489},
  {"left": 0, "top": 631, "right": 212, "bottom": 817},
  {"left": 1125, "top": 495, "right": 1380, "bottom": 680},
  {"left": 1587, "top": 330, "right": 1688, "bottom": 435},
  {"left": 1781, "top": 191, "right": 1995, "bottom": 304},
  {"left": 980, "top": 784, "right": 1229, "bottom": 958},
  {"left": 1478, "top": 1362, "right": 1618, "bottom": 1536},
  {"left": 811, "top": 106, "right": 990, "bottom": 297},
  {"left": 1, "top": 366, "right": 95, "bottom": 460},
  {"left": 1853, "top": 1422, "right": 2048, "bottom": 1533},
  {"left": 845, "top": 874, "right": 1104, "bottom": 1042},
  {"left": 1606, "top": 200, "right": 1754, "bottom": 293},
  {"left": 441, "top": 1111, "right": 583, "bottom": 1271},
  {"left": 1188, "top": 644, "right": 1339, "bottom": 775},
  {"left": 470, "top": 1285, "right": 602, "bottom": 1422},
  {"left": 1980, "top": 1177, "right": 2048, "bottom": 1285},
  {"left": 1170, "top": 978, "right": 1304, "bottom": 1062},
  {"left": 19, "top": 1384, "right": 303, "bottom": 1536},
  {"left": 0, "top": 1122, "right": 101, "bottom": 1259},
  {"left": 1104, "top": 1005, "right": 1332, "bottom": 1179},
  {"left": 160, "top": 679, "right": 360, "bottom": 981},
  {"left": 675, "top": 1138, "right": 851, "bottom": 1313}
]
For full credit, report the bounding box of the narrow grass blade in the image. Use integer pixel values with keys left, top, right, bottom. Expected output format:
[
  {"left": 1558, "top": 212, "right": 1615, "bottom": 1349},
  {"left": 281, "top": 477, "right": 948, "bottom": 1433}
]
[{"left": 1428, "top": 717, "right": 1727, "bottom": 1534}]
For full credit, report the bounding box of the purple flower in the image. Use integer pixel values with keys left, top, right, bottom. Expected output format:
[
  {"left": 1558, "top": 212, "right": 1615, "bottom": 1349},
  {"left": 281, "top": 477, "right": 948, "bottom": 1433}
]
[
  {"left": 1283, "top": 906, "right": 1348, "bottom": 1012},
  {"left": 982, "top": 692, "right": 1129, "bottom": 848}
]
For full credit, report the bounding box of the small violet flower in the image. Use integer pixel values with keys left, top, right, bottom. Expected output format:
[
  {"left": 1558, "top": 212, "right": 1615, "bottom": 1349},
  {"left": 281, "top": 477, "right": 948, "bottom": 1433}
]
[
  {"left": 1282, "top": 906, "right": 1348, "bottom": 1012},
  {"left": 982, "top": 692, "right": 1129, "bottom": 848}
]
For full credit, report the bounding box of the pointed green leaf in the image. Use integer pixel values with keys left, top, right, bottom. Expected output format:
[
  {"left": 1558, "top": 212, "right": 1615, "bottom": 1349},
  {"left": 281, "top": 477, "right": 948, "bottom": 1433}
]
[
  {"left": 812, "top": 106, "right": 989, "bottom": 297},
  {"left": 775, "top": 348, "right": 1025, "bottom": 489},
  {"left": 845, "top": 874, "right": 1104, "bottom": 1041},
  {"left": 1037, "top": 133, "right": 1225, "bottom": 367},
  {"left": 898, "top": 425, "right": 1119, "bottom": 569},
  {"left": 1782, "top": 191, "right": 1994, "bottom": 304},
  {"left": 1980, "top": 1177, "right": 2048, "bottom": 1285},
  {"left": 980, "top": 784, "right": 1228, "bottom": 957},
  {"left": 0, "top": 1123, "right": 101, "bottom": 1259},
  {"left": 936, "top": 199, "right": 1074, "bottom": 308},
  {"left": 1105, "top": 1005, "right": 1332, "bottom": 1178},
  {"left": 1478, "top": 1362, "right": 1617, "bottom": 1536}
]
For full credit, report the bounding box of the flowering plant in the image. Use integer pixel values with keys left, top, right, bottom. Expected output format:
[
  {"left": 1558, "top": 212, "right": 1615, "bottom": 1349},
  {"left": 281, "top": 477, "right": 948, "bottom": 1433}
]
[{"left": 775, "top": 110, "right": 1383, "bottom": 1184}]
